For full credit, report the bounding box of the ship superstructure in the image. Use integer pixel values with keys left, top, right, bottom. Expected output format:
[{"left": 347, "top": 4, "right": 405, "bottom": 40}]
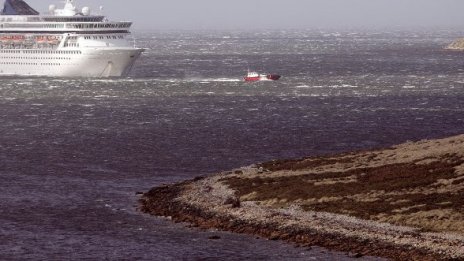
[{"left": 0, "top": 0, "right": 144, "bottom": 77}]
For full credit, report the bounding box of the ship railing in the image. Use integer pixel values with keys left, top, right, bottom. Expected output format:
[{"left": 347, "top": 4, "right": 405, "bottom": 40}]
[
  {"left": 0, "top": 16, "right": 105, "bottom": 23},
  {"left": 65, "top": 22, "right": 132, "bottom": 29},
  {"left": 0, "top": 23, "right": 131, "bottom": 30},
  {"left": 2, "top": 23, "right": 66, "bottom": 28}
]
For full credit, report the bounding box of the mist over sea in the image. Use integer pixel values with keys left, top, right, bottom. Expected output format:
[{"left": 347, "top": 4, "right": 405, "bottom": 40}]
[{"left": 1, "top": 29, "right": 464, "bottom": 260}]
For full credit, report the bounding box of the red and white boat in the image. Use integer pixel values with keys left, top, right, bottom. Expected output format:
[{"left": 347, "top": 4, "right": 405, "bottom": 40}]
[{"left": 244, "top": 71, "right": 281, "bottom": 82}]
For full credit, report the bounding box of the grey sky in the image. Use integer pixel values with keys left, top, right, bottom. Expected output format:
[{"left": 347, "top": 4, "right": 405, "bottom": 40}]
[{"left": 26, "top": 0, "right": 464, "bottom": 30}]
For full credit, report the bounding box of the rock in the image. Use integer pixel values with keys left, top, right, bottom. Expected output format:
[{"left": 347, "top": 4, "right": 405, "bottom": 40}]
[
  {"left": 193, "top": 176, "right": 204, "bottom": 181},
  {"left": 208, "top": 235, "right": 221, "bottom": 240},
  {"left": 224, "top": 196, "right": 241, "bottom": 208},
  {"left": 269, "top": 232, "right": 281, "bottom": 240},
  {"left": 203, "top": 186, "right": 212, "bottom": 193},
  {"left": 349, "top": 253, "right": 364, "bottom": 258}
]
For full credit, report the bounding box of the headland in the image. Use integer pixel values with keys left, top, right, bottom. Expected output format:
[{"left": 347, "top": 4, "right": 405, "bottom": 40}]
[
  {"left": 445, "top": 39, "right": 464, "bottom": 50},
  {"left": 140, "top": 134, "right": 464, "bottom": 260}
]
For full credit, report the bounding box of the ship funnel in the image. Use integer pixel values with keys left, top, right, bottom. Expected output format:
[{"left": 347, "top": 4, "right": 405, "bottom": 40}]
[{"left": 1, "top": 0, "right": 39, "bottom": 15}]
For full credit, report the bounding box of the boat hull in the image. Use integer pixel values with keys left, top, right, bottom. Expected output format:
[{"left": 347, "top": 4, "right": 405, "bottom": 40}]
[
  {"left": 0, "top": 47, "right": 144, "bottom": 77},
  {"left": 244, "top": 74, "right": 281, "bottom": 82}
]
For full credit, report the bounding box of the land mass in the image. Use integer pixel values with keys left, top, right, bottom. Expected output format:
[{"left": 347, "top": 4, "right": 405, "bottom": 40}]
[
  {"left": 140, "top": 134, "right": 464, "bottom": 260},
  {"left": 445, "top": 39, "right": 464, "bottom": 50}
]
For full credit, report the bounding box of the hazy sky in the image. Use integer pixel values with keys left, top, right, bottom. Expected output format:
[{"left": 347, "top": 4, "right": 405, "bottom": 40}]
[{"left": 26, "top": 0, "right": 464, "bottom": 30}]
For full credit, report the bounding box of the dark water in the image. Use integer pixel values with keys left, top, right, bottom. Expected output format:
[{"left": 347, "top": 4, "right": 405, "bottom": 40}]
[{"left": 2, "top": 29, "right": 464, "bottom": 260}]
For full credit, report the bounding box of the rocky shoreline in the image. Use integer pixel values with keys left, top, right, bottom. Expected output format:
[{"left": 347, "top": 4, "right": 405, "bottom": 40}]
[
  {"left": 445, "top": 39, "right": 464, "bottom": 50},
  {"left": 140, "top": 135, "right": 464, "bottom": 260}
]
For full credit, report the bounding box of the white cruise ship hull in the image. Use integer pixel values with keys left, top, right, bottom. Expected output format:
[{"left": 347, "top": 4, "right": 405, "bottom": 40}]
[
  {"left": 0, "top": 0, "right": 145, "bottom": 78},
  {"left": 0, "top": 48, "right": 144, "bottom": 77}
]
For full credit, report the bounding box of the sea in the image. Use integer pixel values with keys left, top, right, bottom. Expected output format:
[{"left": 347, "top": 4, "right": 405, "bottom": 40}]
[{"left": 1, "top": 29, "right": 464, "bottom": 260}]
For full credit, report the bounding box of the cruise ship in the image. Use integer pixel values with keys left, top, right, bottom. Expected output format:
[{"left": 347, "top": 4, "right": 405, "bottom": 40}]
[{"left": 0, "top": 0, "right": 144, "bottom": 77}]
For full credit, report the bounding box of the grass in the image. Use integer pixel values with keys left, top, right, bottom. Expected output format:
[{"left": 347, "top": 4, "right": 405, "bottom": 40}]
[{"left": 223, "top": 154, "right": 464, "bottom": 233}]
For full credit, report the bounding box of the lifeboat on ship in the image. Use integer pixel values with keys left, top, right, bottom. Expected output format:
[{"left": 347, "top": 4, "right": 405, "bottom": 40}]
[
  {"left": 244, "top": 71, "right": 281, "bottom": 82},
  {"left": 11, "top": 35, "right": 25, "bottom": 42}
]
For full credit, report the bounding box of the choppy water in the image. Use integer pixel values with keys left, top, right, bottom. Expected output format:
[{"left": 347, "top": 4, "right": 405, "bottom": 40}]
[{"left": 2, "top": 29, "right": 464, "bottom": 260}]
